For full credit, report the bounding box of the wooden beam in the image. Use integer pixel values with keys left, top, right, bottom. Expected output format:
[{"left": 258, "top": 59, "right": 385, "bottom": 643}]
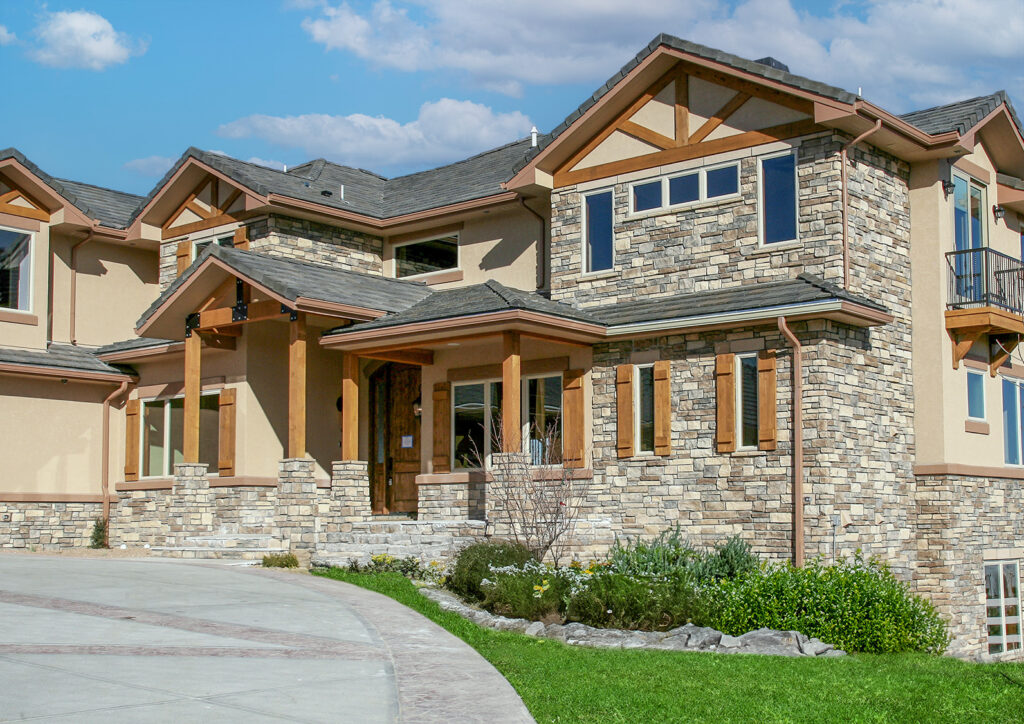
[
  {"left": 341, "top": 353, "right": 359, "bottom": 460},
  {"left": 162, "top": 211, "right": 250, "bottom": 240},
  {"left": 947, "top": 327, "right": 985, "bottom": 370},
  {"left": 288, "top": 312, "right": 307, "bottom": 458},
  {"left": 358, "top": 349, "right": 434, "bottom": 366},
  {"left": 501, "top": 331, "right": 521, "bottom": 453},
  {"left": 221, "top": 188, "right": 243, "bottom": 216},
  {"left": 990, "top": 335, "right": 1021, "bottom": 377},
  {"left": 689, "top": 92, "right": 752, "bottom": 144},
  {"left": 183, "top": 330, "right": 201, "bottom": 463},
  {"left": 674, "top": 72, "right": 689, "bottom": 146},
  {"left": 163, "top": 177, "right": 210, "bottom": 232},
  {"left": 0, "top": 189, "right": 21, "bottom": 204},
  {"left": 211, "top": 179, "right": 219, "bottom": 216},
  {"left": 198, "top": 299, "right": 284, "bottom": 330},
  {"left": 186, "top": 201, "right": 213, "bottom": 220},
  {"left": 618, "top": 121, "right": 674, "bottom": 150},
  {"left": 681, "top": 62, "right": 816, "bottom": 115},
  {"left": 197, "top": 331, "right": 238, "bottom": 350},
  {"left": 0, "top": 202, "right": 49, "bottom": 222}
]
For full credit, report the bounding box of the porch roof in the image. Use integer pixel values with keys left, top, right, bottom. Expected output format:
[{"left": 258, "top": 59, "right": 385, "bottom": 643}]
[
  {"left": 0, "top": 343, "right": 135, "bottom": 381},
  {"left": 136, "top": 245, "right": 431, "bottom": 339}
]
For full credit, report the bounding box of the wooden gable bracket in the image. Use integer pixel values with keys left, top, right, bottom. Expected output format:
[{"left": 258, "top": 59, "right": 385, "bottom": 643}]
[
  {"left": 0, "top": 177, "right": 51, "bottom": 222},
  {"left": 990, "top": 333, "right": 1022, "bottom": 377},
  {"left": 162, "top": 174, "right": 248, "bottom": 240},
  {"left": 947, "top": 326, "right": 987, "bottom": 371}
]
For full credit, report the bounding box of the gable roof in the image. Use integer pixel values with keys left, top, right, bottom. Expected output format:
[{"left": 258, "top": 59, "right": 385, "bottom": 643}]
[
  {"left": 900, "top": 91, "right": 1024, "bottom": 137},
  {"left": 0, "top": 343, "right": 133, "bottom": 379}
]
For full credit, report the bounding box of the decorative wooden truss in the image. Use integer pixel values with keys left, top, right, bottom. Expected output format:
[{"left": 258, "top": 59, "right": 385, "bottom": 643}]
[
  {"left": 945, "top": 307, "right": 1024, "bottom": 376},
  {"left": 0, "top": 174, "right": 50, "bottom": 222},
  {"left": 162, "top": 174, "right": 247, "bottom": 239},
  {"left": 553, "top": 62, "right": 817, "bottom": 188}
]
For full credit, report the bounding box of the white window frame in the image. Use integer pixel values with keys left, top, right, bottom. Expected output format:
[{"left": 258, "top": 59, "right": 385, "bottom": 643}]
[
  {"left": 1003, "top": 376, "right": 1024, "bottom": 466},
  {"left": 627, "top": 161, "right": 741, "bottom": 216},
  {"left": 522, "top": 372, "right": 564, "bottom": 466},
  {"left": 451, "top": 378, "right": 501, "bottom": 470},
  {"left": 735, "top": 353, "right": 759, "bottom": 451},
  {"left": 191, "top": 231, "right": 236, "bottom": 261},
  {"left": 951, "top": 171, "right": 988, "bottom": 253},
  {"left": 757, "top": 150, "right": 800, "bottom": 247},
  {"left": 633, "top": 363, "right": 655, "bottom": 456},
  {"left": 0, "top": 224, "right": 34, "bottom": 315},
  {"left": 392, "top": 233, "right": 461, "bottom": 280},
  {"left": 967, "top": 369, "right": 986, "bottom": 421},
  {"left": 581, "top": 188, "right": 615, "bottom": 274},
  {"left": 138, "top": 391, "right": 220, "bottom": 478},
  {"left": 986, "top": 560, "right": 1022, "bottom": 655}
]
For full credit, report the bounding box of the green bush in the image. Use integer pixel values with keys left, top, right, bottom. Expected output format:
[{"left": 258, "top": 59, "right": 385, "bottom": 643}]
[
  {"left": 262, "top": 553, "right": 299, "bottom": 568},
  {"left": 706, "top": 555, "right": 950, "bottom": 654},
  {"left": 448, "top": 541, "right": 536, "bottom": 602},
  {"left": 565, "top": 571, "right": 706, "bottom": 630},
  {"left": 89, "top": 517, "right": 108, "bottom": 549},
  {"left": 345, "top": 554, "right": 447, "bottom": 584},
  {"left": 482, "top": 563, "right": 567, "bottom": 621},
  {"left": 608, "top": 529, "right": 758, "bottom": 584}
]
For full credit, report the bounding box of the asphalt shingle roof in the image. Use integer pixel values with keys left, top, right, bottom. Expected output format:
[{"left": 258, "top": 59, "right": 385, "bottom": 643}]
[
  {"left": 95, "top": 337, "right": 178, "bottom": 356},
  {"left": 136, "top": 245, "right": 432, "bottom": 329},
  {"left": 900, "top": 91, "right": 1023, "bottom": 137},
  {"left": 0, "top": 343, "right": 130, "bottom": 376}
]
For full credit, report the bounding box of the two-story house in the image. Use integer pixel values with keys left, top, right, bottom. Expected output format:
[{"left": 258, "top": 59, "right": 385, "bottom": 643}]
[{"left": 2, "top": 34, "right": 1023, "bottom": 659}]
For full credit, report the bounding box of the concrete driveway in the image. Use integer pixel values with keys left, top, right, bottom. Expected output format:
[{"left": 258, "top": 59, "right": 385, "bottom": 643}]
[{"left": 0, "top": 555, "right": 533, "bottom": 723}]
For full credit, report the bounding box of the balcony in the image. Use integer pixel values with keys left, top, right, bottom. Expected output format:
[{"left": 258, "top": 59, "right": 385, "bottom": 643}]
[{"left": 945, "top": 247, "right": 1024, "bottom": 375}]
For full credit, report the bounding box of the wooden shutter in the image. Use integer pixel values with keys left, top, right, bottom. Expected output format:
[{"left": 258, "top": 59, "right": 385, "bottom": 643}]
[
  {"left": 757, "top": 350, "right": 778, "bottom": 451},
  {"left": 232, "top": 225, "right": 249, "bottom": 251},
  {"left": 218, "top": 387, "right": 237, "bottom": 477},
  {"left": 653, "top": 360, "right": 672, "bottom": 456},
  {"left": 715, "top": 353, "right": 736, "bottom": 453},
  {"left": 432, "top": 381, "right": 451, "bottom": 473},
  {"left": 562, "top": 369, "right": 585, "bottom": 468},
  {"left": 124, "top": 399, "right": 140, "bottom": 481},
  {"left": 616, "top": 364, "right": 634, "bottom": 458},
  {"left": 175, "top": 240, "right": 191, "bottom": 275}
]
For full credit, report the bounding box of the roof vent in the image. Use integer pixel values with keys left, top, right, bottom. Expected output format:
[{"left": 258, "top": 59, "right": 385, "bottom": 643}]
[
  {"left": 321, "top": 189, "right": 333, "bottom": 197},
  {"left": 531, "top": 126, "right": 538, "bottom": 147},
  {"left": 339, "top": 184, "right": 345, "bottom": 200},
  {"left": 754, "top": 56, "right": 789, "bottom": 73}
]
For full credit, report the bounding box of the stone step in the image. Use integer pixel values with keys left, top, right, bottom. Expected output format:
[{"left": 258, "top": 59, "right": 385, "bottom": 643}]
[
  {"left": 183, "top": 534, "right": 280, "bottom": 548},
  {"left": 149, "top": 546, "right": 286, "bottom": 561}
]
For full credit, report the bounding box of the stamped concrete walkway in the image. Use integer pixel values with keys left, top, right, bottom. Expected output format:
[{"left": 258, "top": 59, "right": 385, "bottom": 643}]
[{"left": 0, "top": 555, "right": 533, "bottom": 723}]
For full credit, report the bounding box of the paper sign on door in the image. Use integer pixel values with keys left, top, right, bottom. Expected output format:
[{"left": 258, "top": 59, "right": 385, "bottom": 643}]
[{"left": 400, "top": 435, "right": 414, "bottom": 449}]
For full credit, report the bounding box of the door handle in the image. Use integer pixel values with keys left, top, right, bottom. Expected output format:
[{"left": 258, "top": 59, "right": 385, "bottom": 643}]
[{"left": 387, "top": 477, "right": 393, "bottom": 487}]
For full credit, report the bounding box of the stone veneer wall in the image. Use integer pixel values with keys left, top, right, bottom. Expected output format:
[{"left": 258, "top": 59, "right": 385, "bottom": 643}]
[
  {"left": 0, "top": 502, "right": 102, "bottom": 548},
  {"left": 418, "top": 480, "right": 487, "bottom": 521}
]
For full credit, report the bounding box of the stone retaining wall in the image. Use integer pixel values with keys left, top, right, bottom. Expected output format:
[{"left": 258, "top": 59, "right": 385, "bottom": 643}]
[{"left": 0, "top": 501, "right": 102, "bottom": 548}]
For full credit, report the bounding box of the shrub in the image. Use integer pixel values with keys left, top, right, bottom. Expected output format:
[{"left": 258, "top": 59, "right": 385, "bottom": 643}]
[
  {"left": 262, "top": 553, "right": 299, "bottom": 568},
  {"left": 707, "top": 554, "right": 950, "bottom": 654},
  {"left": 565, "top": 571, "right": 706, "bottom": 630},
  {"left": 89, "top": 517, "right": 108, "bottom": 549},
  {"left": 608, "top": 529, "right": 758, "bottom": 584},
  {"left": 448, "top": 541, "right": 536, "bottom": 602},
  {"left": 345, "top": 554, "right": 447, "bottom": 585},
  {"left": 482, "top": 560, "right": 568, "bottom": 620}
]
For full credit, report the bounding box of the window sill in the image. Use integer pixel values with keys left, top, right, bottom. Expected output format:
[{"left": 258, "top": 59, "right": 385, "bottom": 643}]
[
  {"left": 0, "top": 309, "right": 38, "bottom": 326},
  {"left": 579, "top": 269, "right": 618, "bottom": 281},
  {"left": 401, "top": 268, "right": 464, "bottom": 285},
  {"left": 744, "top": 240, "right": 802, "bottom": 257},
  {"left": 965, "top": 419, "right": 990, "bottom": 435},
  {"left": 732, "top": 449, "right": 767, "bottom": 457}
]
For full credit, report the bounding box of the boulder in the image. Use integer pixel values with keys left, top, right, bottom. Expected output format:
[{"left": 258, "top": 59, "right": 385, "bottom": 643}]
[
  {"left": 718, "top": 634, "right": 743, "bottom": 651},
  {"left": 736, "top": 628, "right": 804, "bottom": 657},
  {"left": 800, "top": 637, "right": 835, "bottom": 656},
  {"left": 524, "top": 621, "right": 545, "bottom": 637}
]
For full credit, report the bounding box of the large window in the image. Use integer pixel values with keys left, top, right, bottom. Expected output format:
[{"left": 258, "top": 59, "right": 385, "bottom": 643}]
[
  {"left": 986, "top": 561, "right": 1021, "bottom": 654},
  {"left": 737, "top": 354, "right": 759, "bottom": 449},
  {"left": 584, "top": 190, "right": 613, "bottom": 272},
  {"left": 760, "top": 152, "right": 798, "bottom": 245},
  {"left": 395, "top": 235, "right": 459, "bottom": 278},
  {"left": 193, "top": 233, "right": 235, "bottom": 259},
  {"left": 1003, "top": 378, "right": 1024, "bottom": 464},
  {"left": 953, "top": 175, "right": 985, "bottom": 252},
  {"left": 634, "top": 365, "right": 655, "bottom": 454},
  {"left": 0, "top": 227, "right": 32, "bottom": 312},
  {"left": 968, "top": 369, "right": 986, "bottom": 420},
  {"left": 526, "top": 375, "right": 563, "bottom": 465},
  {"left": 141, "top": 394, "right": 219, "bottom": 477},
  {"left": 629, "top": 162, "right": 739, "bottom": 214}
]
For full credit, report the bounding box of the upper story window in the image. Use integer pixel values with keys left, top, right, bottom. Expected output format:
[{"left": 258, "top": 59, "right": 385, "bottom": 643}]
[
  {"left": 141, "top": 393, "right": 219, "bottom": 477},
  {"left": 1002, "top": 377, "right": 1024, "bottom": 465},
  {"left": 629, "top": 162, "right": 740, "bottom": 215},
  {"left": 968, "top": 369, "right": 986, "bottom": 420},
  {"left": 193, "top": 233, "right": 234, "bottom": 259},
  {"left": 759, "top": 152, "right": 798, "bottom": 245},
  {"left": 953, "top": 174, "right": 985, "bottom": 252},
  {"left": 736, "top": 353, "right": 759, "bottom": 448},
  {"left": 583, "top": 190, "right": 613, "bottom": 273},
  {"left": 0, "top": 227, "right": 32, "bottom": 312},
  {"left": 395, "top": 235, "right": 459, "bottom": 278}
]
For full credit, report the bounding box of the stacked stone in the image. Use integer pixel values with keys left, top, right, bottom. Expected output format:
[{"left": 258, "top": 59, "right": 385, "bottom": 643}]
[
  {"left": 417, "top": 480, "right": 487, "bottom": 521},
  {"left": 0, "top": 502, "right": 101, "bottom": 548},
  {"left": 109, "top": 489, "right": 173, "bottom": 547},
  {"left": 168, "top": 463, "right": 214, "bottom": 546},
  {"left": 324, "top": 461, "right": 373, "bottom": 535},
  {"left": 276, "top": 458, "right": 319, "bottom": 553},
  {"left": 248, "top": 215, "right": 383, "bottom": 274}
]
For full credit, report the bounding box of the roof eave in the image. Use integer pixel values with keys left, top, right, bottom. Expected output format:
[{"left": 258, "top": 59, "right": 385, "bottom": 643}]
[{"left": 0, "top": 362, "right": 136, "bottom": 383}]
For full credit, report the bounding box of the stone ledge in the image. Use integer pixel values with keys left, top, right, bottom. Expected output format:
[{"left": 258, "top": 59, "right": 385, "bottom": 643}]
[{"left": 418, "top": 587, "right": 845, "bottom": 658}]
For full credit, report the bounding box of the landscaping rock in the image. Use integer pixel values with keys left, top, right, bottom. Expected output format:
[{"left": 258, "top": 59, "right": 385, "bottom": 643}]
[
  {"left": 800, "top": 637, "right": 835, "bottom": 656},
  {"left": 820, "top": 648, "right": 848, "bottom": 657},
  {"left": 735, "top": 628, "right": 804, "bottom": 657},
  {"left": 680, "top": 624, "right": 723, "bottom": 650},
  {"left": 524, "top": 621, "right": 545, "bottom": 637},
  {"left": 718, "top": 634, "right": 743, "bottom": 651}
]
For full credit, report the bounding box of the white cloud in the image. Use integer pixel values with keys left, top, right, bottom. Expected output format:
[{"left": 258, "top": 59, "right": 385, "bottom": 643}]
[
  {"left": 218, "top": 98, "right": 533, "bottom": 171},
  {"left": 298, "top": 0, "right": 1022, "bottom": 110},
  {"left": 123, "top": 155, "right": 175, "bottom": 177},
  {"left": 0, "top": 25, "right": 16, "bottom": 45},
  {"left": 30, "top": 10, "right": 146, "bottom": 70}
]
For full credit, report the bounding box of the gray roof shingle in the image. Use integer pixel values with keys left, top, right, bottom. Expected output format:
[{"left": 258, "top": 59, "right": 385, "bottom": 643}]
[
  {"left": 900, "top": 91, "right": 1023, "bottom": 137},
  {"left": 0, "top": 343, "right": 131, "bottom": 376},
  {"left": 136, "top": 245, "right": 432, "bottom": 329},
  {"left": 95, "top": 337, "right": 178, "bottom": 356}
]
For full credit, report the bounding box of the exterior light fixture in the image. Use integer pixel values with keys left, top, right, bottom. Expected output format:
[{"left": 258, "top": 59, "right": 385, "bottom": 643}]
[
  {"left": 942, "top": 179, "right": 956, "bottom": 196},
  {"left": 412, "top": 397, "right": 422, "bottom": 417},
  {"left": 993, "top": 205, "right": 1006, "bottom": 221}
]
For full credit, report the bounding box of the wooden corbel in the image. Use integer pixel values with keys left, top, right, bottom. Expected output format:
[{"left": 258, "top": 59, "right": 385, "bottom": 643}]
[
  {"left": 990, "top": 333, "right": 1022, "bottom": 377},
  {"left": 947, "top": 326, "right": 986, "bottom": 370}
]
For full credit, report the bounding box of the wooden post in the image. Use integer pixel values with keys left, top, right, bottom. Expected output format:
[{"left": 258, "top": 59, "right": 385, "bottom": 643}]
[
  {"left": 288, "top": 312, "right": 307, "bottom": 458},
  {"left": 341, "top": 352, "right": 359, "bottom": 460},
  {"left": 501, "top": 331, "right": 521, "bottom": 452},
  {"left": 183, "top": 328, "right": 201, "bottom": 462}
]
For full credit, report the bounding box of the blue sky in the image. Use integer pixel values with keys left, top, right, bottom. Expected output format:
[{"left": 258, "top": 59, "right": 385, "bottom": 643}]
[{"left": 1, "top": 0, "right": 1021, "bottom": 197}]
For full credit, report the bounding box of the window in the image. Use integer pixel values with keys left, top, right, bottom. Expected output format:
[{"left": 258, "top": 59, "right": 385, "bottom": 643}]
[
  {"left": 141, "top": 394, "right": 219, "bottom": 477},
  {"left": 967, "top": 370, "right": 986, "bottom": 420},
  {"left": 584, "top": 190, "right": 613, "bottom": 272},
  {"left": 193, "top": 233, "right": 235, "bottom": 259},
  {"left": 1002, "top": 378, "right": 1024, "bottom": 464},
  {"left": 736, "top": 354, "right": 759, "bottom": 448},
  {"left": 525, "top": 375, "right": 563, "bottom": 465},
  {"left": 395, "top": 235, "right": 459, "bottom": 278},
  {"left": 953, "top": 175, "right": 985, "bottom": 252},
  {"left": 0, "top": 227, "right": 32, "bottom": 312},
  {"left": 628, "top": 162, "right": 740, "bottom": 215},
  {"left": 986, "top": 561, "right": 1022, "bottom": 654},
  {"left": 760, "top": 152, "right": 798, "bottom": 245},
  {"left": 453, "top": 381, "right": 502, "bottom": 469},
  {"left": 635, "top": 365, "right": 655, "bottom": 454}
]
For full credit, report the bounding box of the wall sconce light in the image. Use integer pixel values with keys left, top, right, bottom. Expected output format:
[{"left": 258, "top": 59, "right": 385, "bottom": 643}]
[
  {"left": 412, "top": 397, "right": 422, "bottom": 417},
  {"left": 941, "top": 179, "right": 956, "bottom": 196},
  {"left": 993, "top": 205, "right": 1006, "bottom": 221}
]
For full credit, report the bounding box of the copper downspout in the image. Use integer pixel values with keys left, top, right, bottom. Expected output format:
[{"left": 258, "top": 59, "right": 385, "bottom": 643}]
[
  {"left": 101, "top": 380, "right": 130, "bottom": 546},
  {"left": 519, "top": 197, "right": 548, "bottom": 290},
  {"left": 778, "top": 316, "right": 804, "bottom": 567},
  {"left": 70, "top": 229, "right": 96, "bottom": 345},
  {"left": 841, "top": 120, "right": 882, "bottom": 288}
]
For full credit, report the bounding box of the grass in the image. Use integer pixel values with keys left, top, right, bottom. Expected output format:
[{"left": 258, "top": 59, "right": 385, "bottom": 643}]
[{"left": 312, "top": 568, "right": 1024, "bottom": 723}]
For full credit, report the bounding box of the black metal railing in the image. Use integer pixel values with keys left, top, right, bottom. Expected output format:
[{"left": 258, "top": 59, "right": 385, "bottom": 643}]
[{"left": 946, "top": 247, "right": 1024, "bottom": 315}]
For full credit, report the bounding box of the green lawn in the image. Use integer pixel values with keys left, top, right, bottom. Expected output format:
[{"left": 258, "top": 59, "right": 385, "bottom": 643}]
[{"left": 312, "top": 568, "right": 1024, "bottom": 723}]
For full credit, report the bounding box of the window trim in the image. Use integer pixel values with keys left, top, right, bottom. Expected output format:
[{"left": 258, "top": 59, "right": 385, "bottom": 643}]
[
  {"left": 626, "top": 160, "right": 741, "bottom": 217},
  {"left": 522, "top": 372, "right": 564, "bottom": 466},
  {"left": 757, "top": 149, "right": 800, "bottom": 248},
  {"left": 138, "top": 391, "right": 220, "bottom": 479},
  {"left": 191, "top": 231, "right": 236, "bottom": 261},
  {"left": 451, "top": 377, "right": 501, "bottom": 471},
  {"left": 967, "top": 369, "right": 987, "bottom": 421},
  {"left": 581, "top": 188, "right": 615, "bottom": 274},
  {"left": 392, "top": 233, "right": 461, "bottom": 280},
  {"left": 633, "top": 363, "right": 655, "bottom": 456},
  {"left": 735, "top": 352, "right": 759, "bottom": 451},
  {"left": 0, "top": 224, "right": 34, "bottom": 315},
  {"left": 951, "top": 171, "right": 987, "bottom": 253},
  {"left": 986, "top": 560, "right": 1022, "bottom": 655},
  {"left": 1003, "top": 376, "right": 1024, "bottom": 466}
]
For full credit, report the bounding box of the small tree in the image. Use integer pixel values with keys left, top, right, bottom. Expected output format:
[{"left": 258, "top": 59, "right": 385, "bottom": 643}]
[{"left": 89, "top": 517, "right": 108, "bottom": 549}]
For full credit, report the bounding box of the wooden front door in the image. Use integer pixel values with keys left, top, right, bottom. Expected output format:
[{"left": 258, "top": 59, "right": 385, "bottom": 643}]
[{"left": 368, "top": 363, "right": 422, "bottom": 514}]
